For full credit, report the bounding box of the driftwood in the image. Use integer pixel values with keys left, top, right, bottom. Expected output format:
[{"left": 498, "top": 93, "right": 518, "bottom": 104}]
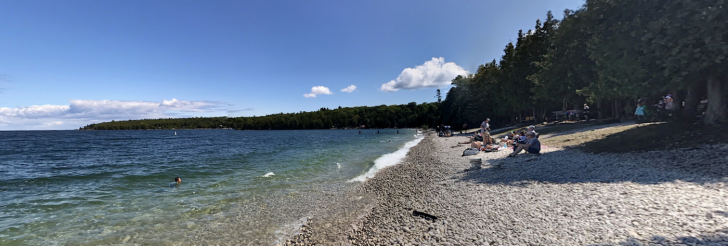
[{"left": 412, "top": 210, "right": 438, "bottom": 222}]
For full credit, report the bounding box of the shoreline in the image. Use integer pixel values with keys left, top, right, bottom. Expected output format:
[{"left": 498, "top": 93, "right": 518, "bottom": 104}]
[{"left": 286, "top": 123, "right": 728, "bottom": 245}]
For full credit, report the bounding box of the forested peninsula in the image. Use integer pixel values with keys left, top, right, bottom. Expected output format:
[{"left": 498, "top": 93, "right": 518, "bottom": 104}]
[
  {"left": 84, "top": 0, "right": 728, "bottom": 131},
  {"left": 80, "top": 103, "right": 440, "bottom": 130}
]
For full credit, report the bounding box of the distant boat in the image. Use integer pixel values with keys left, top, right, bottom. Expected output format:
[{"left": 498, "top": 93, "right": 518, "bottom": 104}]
[{"left": 174, "top": 131, "right": 177, "bottom": 135}]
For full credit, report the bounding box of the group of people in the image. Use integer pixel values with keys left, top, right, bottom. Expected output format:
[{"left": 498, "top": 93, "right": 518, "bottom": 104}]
[
  {"left": 459, "top": 119, "right": 541, "bottom": 156},
  {"left": 437, "top": 125, "right": 453, "bottom": 137},
  {"left": 502, "top": 125, "right": 541, "bottom": 157},
  {"left": 459, "top": 118, "right": 494, "bottom": 150},
  {"left": 630, "top": 93, "right": 676, "bottom": 122},
  {"left": 652, "top": 94, "right": 676, "bottom": 119}
]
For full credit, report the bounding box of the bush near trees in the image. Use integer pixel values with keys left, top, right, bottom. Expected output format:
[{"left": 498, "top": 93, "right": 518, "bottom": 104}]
[
  {"left": 441, "top": 0, "right": 728, "bottom": 127},
  {"left": 81, "top": 103, "right": 440, "bottom": 130}
]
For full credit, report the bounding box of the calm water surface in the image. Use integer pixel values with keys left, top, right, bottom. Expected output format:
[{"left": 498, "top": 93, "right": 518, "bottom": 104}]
[{"left": 0, "top": 129, "right": 421, "bottom": 245}]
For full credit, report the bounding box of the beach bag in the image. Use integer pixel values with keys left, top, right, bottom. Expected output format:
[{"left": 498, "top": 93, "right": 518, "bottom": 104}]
[{"left": 462, "top": 148, "right": 480, "bottom": 156}]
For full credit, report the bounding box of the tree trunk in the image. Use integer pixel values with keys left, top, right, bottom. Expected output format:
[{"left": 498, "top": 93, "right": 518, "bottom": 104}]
[
  {"left": 682, "top": 81, "right": 705, "bottom": 120},
  {"left": 705, "top": 77, "right": 728, "bottom": 125},
  {"left": 597, "top": 100, "right": 603, "bottom": 119},
  {"left": 617, "top": 98, "right": 623, "bottom": 118},
  {"left": 519, "top": 112, "right": 523, "bottom": 124},
  {"left": 674, "top": 89, "right": 684, "bottom": 113}
]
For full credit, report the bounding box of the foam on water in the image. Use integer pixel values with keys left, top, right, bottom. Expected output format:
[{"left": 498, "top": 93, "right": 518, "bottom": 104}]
[
  {"left": 262, "top": 172, "right": 275, "bottom": 177},
  {"left": 349, "top": 134, "right": 424, "bottom": 182}
]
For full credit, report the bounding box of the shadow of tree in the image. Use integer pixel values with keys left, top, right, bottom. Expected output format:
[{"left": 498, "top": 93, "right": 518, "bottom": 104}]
[
  {"left": 579, "top": 123, "right": 728, "bottom": 154},
  {"left": 589, "top": 227, "right": 728, "bottom": 245},
  {"left": 459, "top": 143, "right": 728, "bottom": 186},
  {"left": 541, "top": 121, "right": 636, "bottom": 138}
]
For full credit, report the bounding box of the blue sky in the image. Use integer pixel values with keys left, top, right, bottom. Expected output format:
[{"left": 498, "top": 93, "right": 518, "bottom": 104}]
[{"left": 0, "top": 0, "right": 584, "bottom": 130}]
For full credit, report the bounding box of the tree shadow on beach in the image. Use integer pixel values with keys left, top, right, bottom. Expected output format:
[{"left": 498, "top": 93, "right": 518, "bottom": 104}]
[
  {"left": 589, "top": 226, "right": 728, "bottom": 246},
  {"left": 579, "top": 123, "right": 728, "bottom": 154},
  {"left": 458, "top": 143, "right": 728, "bottom": 186}
]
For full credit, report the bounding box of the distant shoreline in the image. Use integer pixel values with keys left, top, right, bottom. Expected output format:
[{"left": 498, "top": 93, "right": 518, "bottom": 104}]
[{"left": 77, "top": 127, "right": 421, "bottom": 131}]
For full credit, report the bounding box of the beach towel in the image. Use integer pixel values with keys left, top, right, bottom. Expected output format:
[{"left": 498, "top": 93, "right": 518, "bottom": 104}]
[{"left": 462, "top": 148, "right": 480, "bottom": 156}]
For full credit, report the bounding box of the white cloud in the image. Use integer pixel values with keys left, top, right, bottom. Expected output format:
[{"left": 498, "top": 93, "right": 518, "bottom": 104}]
[
  {"left": 303, "top": 86, "right": 333, "bottom": 98},
  {"left": 341, "top": 85, "right": 357, "bottom": 93},
  {"left": 0, "top": 98, "right": 229, "bottom": 130},
  {"left": 43, "top": 121, "right": 63, "bottom": 126},
  {"left": 380, "top": 57, "right": 468, "bottom": 92}
]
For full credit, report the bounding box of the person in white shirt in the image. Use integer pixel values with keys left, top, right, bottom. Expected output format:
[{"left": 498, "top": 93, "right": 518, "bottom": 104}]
[{"left": 480, "top": 118, "right": 490, "bottom": 134}]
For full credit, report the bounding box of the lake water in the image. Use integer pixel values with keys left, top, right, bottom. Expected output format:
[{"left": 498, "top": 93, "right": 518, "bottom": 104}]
[{"left": 0, "top": 129, "right": 422, "bottom": 245}]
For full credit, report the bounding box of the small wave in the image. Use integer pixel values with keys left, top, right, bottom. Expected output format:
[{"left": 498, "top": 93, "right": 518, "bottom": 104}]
[
  {"left": 336, "top": 163, "right": 341, "bottom": 169},
  {"left": 349, "top": 135, "right": 424, "bottom": 182},
  {"left": 262, "top": 172, "right": 275, "bottom": 177}
]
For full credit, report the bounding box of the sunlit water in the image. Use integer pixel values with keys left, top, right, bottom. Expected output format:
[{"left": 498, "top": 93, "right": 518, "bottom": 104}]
[{"left": 0, "top": 129, "right": 421, "bottom": 245}]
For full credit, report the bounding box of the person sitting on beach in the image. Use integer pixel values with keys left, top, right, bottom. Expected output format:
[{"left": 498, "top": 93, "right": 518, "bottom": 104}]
[
  {"left": 511, "top": 130, "right": 527, "bottom": 151},
  {"left": 459, "top": 131, "right": 480, "bottom": 144},
  {"left": 479, "top": 136, "right": 499, "bottom": 151},
  {"left": 509, "top": 132, "right": 540, "bottom": 157},
  {"left": 470, "top": 132, "right": 491, "bottom": 149},
  {"left": 517, "top": 130, "right": 527, "bottom": 142},
  {"left": 499, "top": 131, "right": 516, "bottom": 145},
  {"left": 527, "top": 125, "right": 538, "bottom": 138}
]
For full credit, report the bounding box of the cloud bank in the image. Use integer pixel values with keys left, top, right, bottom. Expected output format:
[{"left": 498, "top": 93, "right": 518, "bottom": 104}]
[
  {"left": 341, "top": 85, "right": 357, "bottom": 93},
  {"left": 380, "top": 57, "right": 468, "bottom": 92},
  {"left": 303, "top": 86, "right": 333, "bottom": 98},
  {"left": 0, "top": 98, "right": 229, "bottom": 130}
]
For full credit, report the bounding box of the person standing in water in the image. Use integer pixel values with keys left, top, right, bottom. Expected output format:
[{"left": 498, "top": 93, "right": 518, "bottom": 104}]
[{"left": 169, "top": 177, "right": 182, "bottom": 187}]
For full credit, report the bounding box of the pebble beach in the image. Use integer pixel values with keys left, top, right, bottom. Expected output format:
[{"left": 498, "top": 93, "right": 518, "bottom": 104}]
[{"left": 288, "top": 123, "right": 728, "bottom": 245}]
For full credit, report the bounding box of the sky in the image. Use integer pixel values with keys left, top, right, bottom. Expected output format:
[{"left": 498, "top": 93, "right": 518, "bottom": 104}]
[{"left": 0, "top": 0, "right": 585, "bottom": 130}]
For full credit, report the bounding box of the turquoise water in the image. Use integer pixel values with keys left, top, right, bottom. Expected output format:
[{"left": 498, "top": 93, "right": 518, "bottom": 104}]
[{"left": 0, "top": 129, "right": 421, "bottom": 245}]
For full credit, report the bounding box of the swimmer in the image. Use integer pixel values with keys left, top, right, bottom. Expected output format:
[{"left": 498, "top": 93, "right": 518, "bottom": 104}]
[{"left": 169, "top": 177, "right": 182, "bottom": 187}]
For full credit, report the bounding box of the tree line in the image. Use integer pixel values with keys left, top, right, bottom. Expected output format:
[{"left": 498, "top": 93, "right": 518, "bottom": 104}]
[
  {"left": 80, "top": 103, "right": 440, "bottom": 130},
  {"left": 441, "top": 0, "right": 727, "bottom": 127}
]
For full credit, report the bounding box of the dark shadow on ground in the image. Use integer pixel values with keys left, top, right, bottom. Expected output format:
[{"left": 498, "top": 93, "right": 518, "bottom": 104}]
[
  {"left": 580, "top": 123, "right": 728, "bottom": 153},
  {"left": 540, "top": 122, "right": 635, "bottom": 138},
  {"left": 459, "top": 143, "right": 728, "bottom": 186},
  {"left": 589, "top": 227, "right": 728, "bottom": 246}
]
